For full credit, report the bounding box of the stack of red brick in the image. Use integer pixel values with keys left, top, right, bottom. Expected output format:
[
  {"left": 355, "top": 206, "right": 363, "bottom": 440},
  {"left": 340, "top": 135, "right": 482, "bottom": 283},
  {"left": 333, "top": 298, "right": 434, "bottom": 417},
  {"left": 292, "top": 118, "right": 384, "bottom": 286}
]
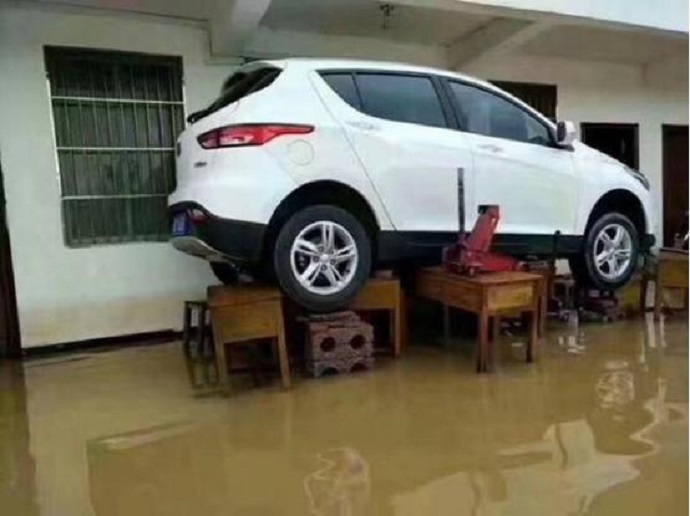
[{"left": 304, "top": 311, "right": 375, "bottom": 378}]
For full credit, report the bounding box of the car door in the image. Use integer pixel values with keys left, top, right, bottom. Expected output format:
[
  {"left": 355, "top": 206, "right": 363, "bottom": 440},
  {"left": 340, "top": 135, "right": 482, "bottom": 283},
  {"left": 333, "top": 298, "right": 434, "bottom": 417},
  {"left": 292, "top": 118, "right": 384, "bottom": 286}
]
[
  {"left": 444, "top": 79, "right": 578, "bottom": 238},
  {"left": 314, "top": 71, "right": 473, "bottom": 235}
]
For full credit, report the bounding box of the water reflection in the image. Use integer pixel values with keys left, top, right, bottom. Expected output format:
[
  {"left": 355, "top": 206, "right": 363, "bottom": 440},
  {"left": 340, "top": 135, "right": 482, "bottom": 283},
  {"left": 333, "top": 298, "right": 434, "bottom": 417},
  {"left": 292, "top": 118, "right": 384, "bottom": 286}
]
[
  {"left": 304, "top": 448, "right": 371, "bottom": 516},
  {"left": 0, "top": 362, "right": 38, "bottom": 516},
  {"left": 0, "top": 317, "right": 686, "bottom": 515}
]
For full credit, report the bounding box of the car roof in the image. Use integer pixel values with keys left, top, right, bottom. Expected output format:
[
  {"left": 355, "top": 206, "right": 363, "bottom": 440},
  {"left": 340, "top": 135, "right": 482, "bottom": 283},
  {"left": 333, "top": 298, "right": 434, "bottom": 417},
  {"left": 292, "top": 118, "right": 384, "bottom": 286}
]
[
  {"left": 248, "top": 57, "right": 555, "bottom": 127},
  {"left": 266, "top": 57, "right": 484, "bottom": 84}
]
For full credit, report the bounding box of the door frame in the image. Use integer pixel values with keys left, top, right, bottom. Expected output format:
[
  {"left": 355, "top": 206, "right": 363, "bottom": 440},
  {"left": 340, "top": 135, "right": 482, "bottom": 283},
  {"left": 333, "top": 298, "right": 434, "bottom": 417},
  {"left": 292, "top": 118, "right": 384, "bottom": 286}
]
[
  {"left": 0, "top": 154, "right": 21, "bottom": 358},
  {"left": 662, "top": 124, "right": 689, "bottom": 246}
]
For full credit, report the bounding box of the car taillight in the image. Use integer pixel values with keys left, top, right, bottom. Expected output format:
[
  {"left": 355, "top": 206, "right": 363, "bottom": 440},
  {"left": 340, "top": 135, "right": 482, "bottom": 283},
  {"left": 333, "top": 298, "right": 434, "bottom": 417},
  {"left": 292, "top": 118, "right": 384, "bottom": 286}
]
[{"left": 197, "top": 124, "right": 313, "bottom": 149}]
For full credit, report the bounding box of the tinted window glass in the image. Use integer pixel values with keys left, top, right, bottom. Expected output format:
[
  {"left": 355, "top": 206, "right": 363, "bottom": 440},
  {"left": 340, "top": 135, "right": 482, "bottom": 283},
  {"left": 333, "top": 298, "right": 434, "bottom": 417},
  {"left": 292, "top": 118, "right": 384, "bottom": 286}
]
[
  {"left": 356, "top": 74, "right": 447, "bottom": 128},
  {"left": 321, "top": 73, "right": 361, "bottom": 110},
  {"left": 449, "top": 81, "right": 551, "bottom": 145},
  {"left": 188, "top": 66, "right": 281, "bottom": 123}
]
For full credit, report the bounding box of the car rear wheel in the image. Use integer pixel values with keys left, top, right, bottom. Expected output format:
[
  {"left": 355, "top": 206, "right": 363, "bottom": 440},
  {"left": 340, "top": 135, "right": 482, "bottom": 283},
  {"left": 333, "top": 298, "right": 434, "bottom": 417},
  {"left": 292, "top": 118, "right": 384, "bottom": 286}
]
[
  {"left": 273, "top": 205, "right": 371, "bottom": 312},
  {"left": 574, "top": 212, "right": 639, "bottom": 290}
]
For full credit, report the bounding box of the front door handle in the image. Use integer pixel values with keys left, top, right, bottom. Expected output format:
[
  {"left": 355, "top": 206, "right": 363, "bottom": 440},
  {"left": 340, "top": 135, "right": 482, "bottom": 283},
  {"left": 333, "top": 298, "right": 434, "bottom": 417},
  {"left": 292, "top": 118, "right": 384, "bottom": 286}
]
[{"left": 478, "top": 143, "right": 503, "bottom": 153}]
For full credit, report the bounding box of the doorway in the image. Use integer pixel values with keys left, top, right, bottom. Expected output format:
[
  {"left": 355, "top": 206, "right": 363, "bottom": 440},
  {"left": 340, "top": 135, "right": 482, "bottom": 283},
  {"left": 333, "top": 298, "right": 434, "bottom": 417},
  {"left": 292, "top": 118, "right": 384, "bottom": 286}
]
[
  {"left": 0, "top": 157, "right": 20, "bottom": 358},
  {"left": 662, "top": 125, "right": 689, "bottom": 247},
  {"left": 581, "top": 123, "right": 639, "bottom": 169},
  {"left": 491, "top": 81, "right": 557, "bottom": 120}
]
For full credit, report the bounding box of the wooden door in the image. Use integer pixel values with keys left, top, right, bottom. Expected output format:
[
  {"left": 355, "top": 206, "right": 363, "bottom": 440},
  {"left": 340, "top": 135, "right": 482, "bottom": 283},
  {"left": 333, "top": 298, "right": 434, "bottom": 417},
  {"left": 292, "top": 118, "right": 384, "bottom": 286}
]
[{"left": 662, "top": 125, "right": 689, "bottom": 247}]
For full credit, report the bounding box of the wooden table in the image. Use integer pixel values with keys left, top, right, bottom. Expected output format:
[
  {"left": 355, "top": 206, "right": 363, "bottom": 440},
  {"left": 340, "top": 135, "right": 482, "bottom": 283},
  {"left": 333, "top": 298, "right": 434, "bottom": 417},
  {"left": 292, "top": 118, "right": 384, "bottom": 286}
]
[
  {"left": 415, "top": 267, "right": 543, "bottom": 373},
  {"left": 208, "top": 284, "right": 290, "bottom": 391},
  {"left": 348, "top": 277, "right": 404, "bottom": 358},
  {"left": 653, "top": 248, "right": 689, "bottom": 321}
]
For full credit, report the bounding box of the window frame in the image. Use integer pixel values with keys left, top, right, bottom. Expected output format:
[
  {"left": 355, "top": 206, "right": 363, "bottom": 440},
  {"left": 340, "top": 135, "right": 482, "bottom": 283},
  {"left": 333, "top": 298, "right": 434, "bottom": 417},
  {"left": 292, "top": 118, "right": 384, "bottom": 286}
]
[
  {"left": 319, "top": 71, "right": 363, "bottom": 111},
  {"left": 44, "top": 46, "right": 185, "bottom": 247},
  {"left": 440, "top": 77, "right": 559, "bottom": 148},
  {"left": 318, "top": 69, "right": 455, "bottom": 130}
]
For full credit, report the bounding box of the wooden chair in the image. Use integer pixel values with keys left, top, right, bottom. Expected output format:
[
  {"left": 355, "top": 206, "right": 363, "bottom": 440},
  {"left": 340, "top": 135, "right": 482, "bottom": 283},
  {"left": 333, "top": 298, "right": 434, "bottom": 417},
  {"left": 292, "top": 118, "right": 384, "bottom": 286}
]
[{"left": 208, "top": 285, "right": 290, "bottom": 391}]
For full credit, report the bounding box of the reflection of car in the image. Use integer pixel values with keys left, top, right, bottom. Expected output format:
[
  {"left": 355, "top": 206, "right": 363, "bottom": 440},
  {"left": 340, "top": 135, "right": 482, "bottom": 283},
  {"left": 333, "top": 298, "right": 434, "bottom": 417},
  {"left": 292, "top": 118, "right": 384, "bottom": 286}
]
[{"left": 169, "top": 58, "right": 655, "bottom": 311}]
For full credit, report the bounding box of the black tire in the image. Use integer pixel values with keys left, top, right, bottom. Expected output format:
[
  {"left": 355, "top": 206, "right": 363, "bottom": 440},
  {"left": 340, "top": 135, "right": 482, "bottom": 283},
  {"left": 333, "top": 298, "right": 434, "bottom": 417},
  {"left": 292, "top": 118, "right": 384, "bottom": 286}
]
[
  {"left": 578, "top": 212, "right": 639, "bottom": 290},
  {"left": 210, "top": 262, "right": 240, "bottom": 285},
  {"left": 273, "top": 205, "right": 372, "bottom": 312}
]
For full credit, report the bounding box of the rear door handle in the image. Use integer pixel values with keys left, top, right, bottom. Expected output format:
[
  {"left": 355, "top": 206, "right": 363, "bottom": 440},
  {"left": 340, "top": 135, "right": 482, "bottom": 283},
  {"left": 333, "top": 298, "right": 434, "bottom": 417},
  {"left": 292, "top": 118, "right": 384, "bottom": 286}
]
[
  {"left": 478, "top": 143, "right": 503, "bottom": 153},
  {"left": 347, "top": 120, "right": 379, "bottom": 131}
]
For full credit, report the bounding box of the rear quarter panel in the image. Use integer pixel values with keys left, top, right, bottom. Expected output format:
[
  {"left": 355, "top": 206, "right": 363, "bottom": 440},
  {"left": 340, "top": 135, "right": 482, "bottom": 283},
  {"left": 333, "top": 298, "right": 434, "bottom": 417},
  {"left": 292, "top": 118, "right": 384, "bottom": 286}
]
[{"left": 254, "top": 66, "right": 395, "bottom": 231}]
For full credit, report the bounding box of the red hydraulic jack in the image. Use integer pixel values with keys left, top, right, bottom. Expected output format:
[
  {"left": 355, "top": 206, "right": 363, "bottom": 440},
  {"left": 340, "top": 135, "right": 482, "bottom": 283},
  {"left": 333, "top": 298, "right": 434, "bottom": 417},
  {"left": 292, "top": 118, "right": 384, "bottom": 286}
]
[{"left": 443, "top": 205, "right": 520, "bottom": 276}]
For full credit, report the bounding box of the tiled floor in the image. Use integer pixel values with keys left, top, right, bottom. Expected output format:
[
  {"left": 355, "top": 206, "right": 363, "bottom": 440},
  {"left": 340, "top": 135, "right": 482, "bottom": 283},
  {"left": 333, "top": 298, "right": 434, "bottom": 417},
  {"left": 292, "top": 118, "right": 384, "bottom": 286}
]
[{"left": 0, "top": 315, "right": 687, "bottom": 515}]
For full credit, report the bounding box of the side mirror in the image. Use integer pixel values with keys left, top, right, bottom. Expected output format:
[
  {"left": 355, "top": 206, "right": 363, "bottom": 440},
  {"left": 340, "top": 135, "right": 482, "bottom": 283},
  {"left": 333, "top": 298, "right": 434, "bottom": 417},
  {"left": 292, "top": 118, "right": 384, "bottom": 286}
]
[{"left": 556, "top": 120, "right": 576, "bottom": 146}]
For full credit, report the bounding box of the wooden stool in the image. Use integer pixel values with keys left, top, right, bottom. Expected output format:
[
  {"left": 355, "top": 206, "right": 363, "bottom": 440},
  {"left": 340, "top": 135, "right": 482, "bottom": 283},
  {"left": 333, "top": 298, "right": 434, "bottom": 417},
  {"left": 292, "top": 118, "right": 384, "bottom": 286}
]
[
  {"left": 208, "top": 285, "right": 290, "bottom": 391},
  {"left": 415, "top": 267, "right": 543, "bottom": 373},
  {"left": 653, "top": 249, "right": 689, "bottom": 321},
  {"left": 348, "top": 277, "right": 405, "bottom": 358}
]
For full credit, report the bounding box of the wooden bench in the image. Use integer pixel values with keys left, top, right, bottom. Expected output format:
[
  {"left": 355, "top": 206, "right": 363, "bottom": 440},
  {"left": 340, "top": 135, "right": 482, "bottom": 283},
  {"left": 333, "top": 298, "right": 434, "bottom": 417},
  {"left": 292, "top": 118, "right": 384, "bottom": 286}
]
[
  {"left": 415, "top": 267, "right": 543, "bottom": 373},
  {"left": 208, "top": 285, "right": 290, "bottom": 391}
]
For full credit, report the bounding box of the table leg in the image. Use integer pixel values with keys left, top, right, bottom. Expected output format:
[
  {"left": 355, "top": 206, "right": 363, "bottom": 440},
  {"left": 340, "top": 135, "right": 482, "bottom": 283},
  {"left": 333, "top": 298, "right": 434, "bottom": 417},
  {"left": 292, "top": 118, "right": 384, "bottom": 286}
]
[
  {"left": 640, "top": 274, "right": 649, "bottom": 313},
  {"left": 182, "top": 303, "right": 192, "bottom": 358},
  {"left": 528, "top": 297, "right": 539, "bottom": 363},
  {"left": 654, "top": 281, "right": 662, "bottom": 322},
  {"left": 214, "top": 339, "right": 230, "bottom": 394},
  {"left": 276, "top": 307, "right": 291, "bottom": 389},
  {"left": 392, "top": 296, "right": 402, "bottom": 358},
  {"left": 477, "top": 311, "right": 489, "bottom": 373},
  {"left": 539, "top": 279, "right": 547, "bottom": 337},
  {"left": 443, "top": 304, "right": 451, "bottom": 348}
]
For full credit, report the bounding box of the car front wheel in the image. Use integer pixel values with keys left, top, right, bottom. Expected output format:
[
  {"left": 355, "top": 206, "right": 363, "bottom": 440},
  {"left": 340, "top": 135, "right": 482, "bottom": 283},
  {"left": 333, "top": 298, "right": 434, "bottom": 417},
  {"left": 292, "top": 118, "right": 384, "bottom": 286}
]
[
  {"left": 273, "top": 205, "right": 371, "bottom": 312},
  {"left": 575, "top": 212, "right": 639, "bottom": 290}
]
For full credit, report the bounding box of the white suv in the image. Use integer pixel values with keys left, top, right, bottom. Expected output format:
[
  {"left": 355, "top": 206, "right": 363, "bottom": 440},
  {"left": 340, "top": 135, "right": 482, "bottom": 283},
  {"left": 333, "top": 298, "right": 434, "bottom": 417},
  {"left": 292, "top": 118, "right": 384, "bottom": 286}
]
[{"left": 169, "top": 58, "right": 654, "bottom": 311}]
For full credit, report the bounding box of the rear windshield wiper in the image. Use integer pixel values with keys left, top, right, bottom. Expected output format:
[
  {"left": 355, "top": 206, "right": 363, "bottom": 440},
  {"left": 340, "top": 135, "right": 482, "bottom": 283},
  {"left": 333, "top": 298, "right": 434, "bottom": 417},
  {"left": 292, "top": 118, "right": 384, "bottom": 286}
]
[{"left": 186, "top": 110, "right": 206, "bottom": 124}]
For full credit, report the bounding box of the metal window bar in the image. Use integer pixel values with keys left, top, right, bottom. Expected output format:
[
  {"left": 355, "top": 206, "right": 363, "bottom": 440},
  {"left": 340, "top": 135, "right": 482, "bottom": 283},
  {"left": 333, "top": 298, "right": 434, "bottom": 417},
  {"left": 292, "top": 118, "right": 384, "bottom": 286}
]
[
  {"left": 50, "top": 95, "right": 183, "bottom": 105},
  {"left": 45, "top": 47, "right": 183, "bottom": 246}
]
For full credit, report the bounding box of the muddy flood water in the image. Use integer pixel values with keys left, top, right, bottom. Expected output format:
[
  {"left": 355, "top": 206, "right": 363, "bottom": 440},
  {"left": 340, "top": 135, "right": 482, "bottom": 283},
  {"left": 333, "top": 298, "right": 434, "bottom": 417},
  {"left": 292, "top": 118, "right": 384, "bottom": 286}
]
[{"left": 0, "top": 315, "right": 687, "bottom": 515}]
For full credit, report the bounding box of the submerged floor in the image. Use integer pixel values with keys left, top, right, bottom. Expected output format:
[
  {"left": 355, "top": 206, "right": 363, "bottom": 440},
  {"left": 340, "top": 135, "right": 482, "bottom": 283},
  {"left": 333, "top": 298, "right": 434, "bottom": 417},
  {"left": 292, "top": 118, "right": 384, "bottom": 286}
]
[{"left": 0, "top": 315, "right": 687, "bottom": 515}]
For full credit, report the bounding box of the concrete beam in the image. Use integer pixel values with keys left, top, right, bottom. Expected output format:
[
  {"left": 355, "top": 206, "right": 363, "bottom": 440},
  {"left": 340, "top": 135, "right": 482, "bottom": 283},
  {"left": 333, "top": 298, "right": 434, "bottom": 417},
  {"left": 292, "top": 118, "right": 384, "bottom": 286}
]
[
  {"left": 210, "top": 0, "right": 273, "bottom": 57},
  {"left": 447, "top": 18, "right": 551, "bottom": 69}
]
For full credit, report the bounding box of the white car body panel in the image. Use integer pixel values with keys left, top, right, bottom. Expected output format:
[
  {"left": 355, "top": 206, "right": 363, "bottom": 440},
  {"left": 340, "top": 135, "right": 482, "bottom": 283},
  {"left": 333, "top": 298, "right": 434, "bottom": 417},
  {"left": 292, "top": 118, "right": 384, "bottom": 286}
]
[{"left": 169, "top": 57, "right": 654, "bottom": 269}]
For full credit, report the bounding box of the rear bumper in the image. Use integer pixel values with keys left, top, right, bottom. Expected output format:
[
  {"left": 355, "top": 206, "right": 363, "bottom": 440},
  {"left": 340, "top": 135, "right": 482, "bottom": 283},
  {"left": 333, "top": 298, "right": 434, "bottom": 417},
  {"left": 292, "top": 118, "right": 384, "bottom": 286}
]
[{"left": 169, "top": 203, "right": 266, "bottom": 263}]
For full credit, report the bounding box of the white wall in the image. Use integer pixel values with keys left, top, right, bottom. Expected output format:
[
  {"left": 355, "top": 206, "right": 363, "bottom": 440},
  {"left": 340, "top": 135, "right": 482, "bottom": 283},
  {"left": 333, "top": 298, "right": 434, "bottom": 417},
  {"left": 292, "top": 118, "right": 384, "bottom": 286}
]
[
  {"left": 464, "top": 53, "right": 689, "bottom": 244},
  {"left": 0, "top": 5, "right": 234, "bottom": 347},
  {"left": 0, "top": 5, "right": 452, "bottom": 348}
]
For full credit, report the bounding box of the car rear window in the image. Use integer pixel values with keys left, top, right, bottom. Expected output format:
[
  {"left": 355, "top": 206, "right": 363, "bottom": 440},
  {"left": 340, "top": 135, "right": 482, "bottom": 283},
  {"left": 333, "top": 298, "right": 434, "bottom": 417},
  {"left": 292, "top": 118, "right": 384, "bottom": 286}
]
[
  {"left": 355, "top": 73, "right": 447, "bottom": 129},
  {"left": 320, "top": 73, "right": 361, "bottom": 110},
  {"left": 187, "top": 66, "right": 281, "bottom": 123}
]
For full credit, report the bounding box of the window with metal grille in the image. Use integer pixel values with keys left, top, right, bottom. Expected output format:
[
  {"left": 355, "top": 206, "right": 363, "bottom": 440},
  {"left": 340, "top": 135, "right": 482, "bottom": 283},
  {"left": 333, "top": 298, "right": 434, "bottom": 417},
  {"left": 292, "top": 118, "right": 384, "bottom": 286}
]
[{"left": 45, "top": 47, "right": 184, "bottom": 246}]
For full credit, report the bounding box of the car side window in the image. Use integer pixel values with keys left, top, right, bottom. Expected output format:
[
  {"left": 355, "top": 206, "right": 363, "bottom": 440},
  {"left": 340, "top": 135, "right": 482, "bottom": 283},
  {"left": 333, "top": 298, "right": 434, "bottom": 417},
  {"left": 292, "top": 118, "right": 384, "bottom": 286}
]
[
  {"left": 448, "top": 81, "right": 552, "bottom": 146},
  {"left": 355, "top": 73, "right": 447, "bottom": 129},
  {"left": 320, "top": 73, "right": 361, "bottom": 110}
]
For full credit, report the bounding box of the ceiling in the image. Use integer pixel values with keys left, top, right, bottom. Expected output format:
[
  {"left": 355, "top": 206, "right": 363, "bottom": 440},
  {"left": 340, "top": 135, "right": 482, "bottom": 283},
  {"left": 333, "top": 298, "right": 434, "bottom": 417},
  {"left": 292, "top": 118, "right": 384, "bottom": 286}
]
[
  {"left": 522, "top": 24, "right": 688, "bottom": 65},
  {"left": 260, "top": 0, "right": 493, "bottom": 46}
]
